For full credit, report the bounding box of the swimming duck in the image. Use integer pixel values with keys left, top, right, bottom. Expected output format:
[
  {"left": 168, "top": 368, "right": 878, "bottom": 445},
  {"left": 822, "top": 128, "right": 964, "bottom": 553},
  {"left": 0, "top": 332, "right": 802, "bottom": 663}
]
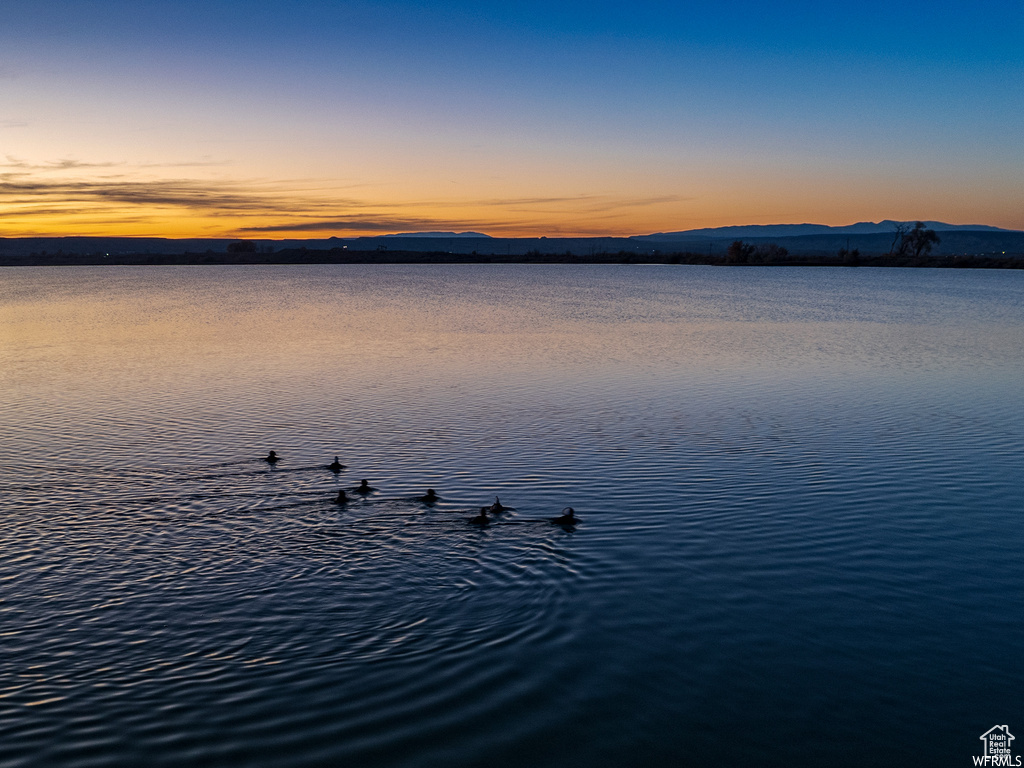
[
  {"left": 264, "top": 450, "right": 279, "bottom": 464},
  {"left": 551, "top": 507, "right": 578, "bottom": 525},
  {"left": 420, "top": 488, "right": 439, "bottom": 503},
  {"left": 355, "top": 479, "right": 375, "bottom": 495},
  {"left": 488, "top": 496, "right": 509, "bottom": 513},
  {"left": 469, "top": 507, "right": 490, "bottom": 526},
  {"left": 334, "top": 489, "right": 349, "bottom": 504},
  {"left": 328, "top": 456, "right": 345, "bottom": 473}
]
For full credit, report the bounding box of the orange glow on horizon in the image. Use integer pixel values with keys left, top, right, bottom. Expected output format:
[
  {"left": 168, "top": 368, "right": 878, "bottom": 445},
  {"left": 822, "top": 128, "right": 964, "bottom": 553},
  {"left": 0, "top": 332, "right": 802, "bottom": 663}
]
[{"left": 3, "top": 169, "right": 1022, "bottom": 239}]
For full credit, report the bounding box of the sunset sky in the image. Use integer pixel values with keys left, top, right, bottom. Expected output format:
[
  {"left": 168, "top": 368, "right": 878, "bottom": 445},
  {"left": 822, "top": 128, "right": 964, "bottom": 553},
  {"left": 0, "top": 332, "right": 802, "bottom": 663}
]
[{"left": 2, "top": 0, "right": 1022, "bottom": 238}]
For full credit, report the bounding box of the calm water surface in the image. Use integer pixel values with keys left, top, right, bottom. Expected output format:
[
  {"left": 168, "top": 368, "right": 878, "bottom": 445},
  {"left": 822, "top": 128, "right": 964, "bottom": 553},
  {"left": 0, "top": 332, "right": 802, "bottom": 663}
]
[{"left": 1, "top": 265, "right": 1022, "bottom": 767}]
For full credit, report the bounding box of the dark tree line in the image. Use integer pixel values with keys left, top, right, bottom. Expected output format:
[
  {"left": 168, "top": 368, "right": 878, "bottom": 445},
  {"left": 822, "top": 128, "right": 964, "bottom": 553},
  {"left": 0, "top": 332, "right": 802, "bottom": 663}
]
[
  {"left": 838, "top": 246, "right": 860, "bottom": 264},
  {"left": 726, "top": 241, "right": 789, "bottom": 264},
  {"left": 226, "top": 240, "right": 258, "bottom": 253},
  {"left": 889, "top": 222, "right": 940, "bottom": 258}
]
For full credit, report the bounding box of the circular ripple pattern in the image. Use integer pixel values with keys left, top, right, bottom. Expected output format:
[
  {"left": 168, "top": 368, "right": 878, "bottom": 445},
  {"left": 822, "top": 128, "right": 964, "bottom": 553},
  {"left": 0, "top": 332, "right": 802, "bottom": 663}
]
[{"left": 1, "top": 265, "right": 1023, "bottom": 767}]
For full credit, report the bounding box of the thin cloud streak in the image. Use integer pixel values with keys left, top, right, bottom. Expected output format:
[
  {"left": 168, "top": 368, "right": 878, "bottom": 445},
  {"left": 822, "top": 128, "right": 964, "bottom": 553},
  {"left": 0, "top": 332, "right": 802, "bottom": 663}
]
[
  {"left": 0, "top": 171, "right": 695, "bottom": 237},
  {"left": 475, "top": 194, "right": 688, "bottom": 210},
  {"left": 237, "top": 218, "right": 488, "bottom": 234},
  {"left": 136, "top": 160, "right": 232, "bottom": 169},
  {"left": 0, "top": 178, "right": 349, "bottom": 213},
  {"left": 2, "top": 156, "right": 122, "bottom": 171},
  {"left": 2, "top": 156, "right": 231, "bottom": 172},
  {"left": 234, "top": 215, "right": 638, "bottom": 237}
]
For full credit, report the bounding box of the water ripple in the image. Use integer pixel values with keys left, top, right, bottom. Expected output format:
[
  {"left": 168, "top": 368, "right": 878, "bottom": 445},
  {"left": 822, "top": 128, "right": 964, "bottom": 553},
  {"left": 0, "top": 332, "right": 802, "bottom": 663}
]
[{"left": 1, "top": 266, "right": 1023, "bottom": 766}]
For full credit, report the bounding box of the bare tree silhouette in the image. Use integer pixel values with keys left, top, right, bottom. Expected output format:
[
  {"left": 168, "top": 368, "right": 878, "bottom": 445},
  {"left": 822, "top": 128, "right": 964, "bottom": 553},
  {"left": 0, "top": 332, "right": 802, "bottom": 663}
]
[
  {"left": 889, "top": 223, "right": 910, "bottom": 255},
  {"left": 904, "top": 222, "right": 940, "bottom": 258}
]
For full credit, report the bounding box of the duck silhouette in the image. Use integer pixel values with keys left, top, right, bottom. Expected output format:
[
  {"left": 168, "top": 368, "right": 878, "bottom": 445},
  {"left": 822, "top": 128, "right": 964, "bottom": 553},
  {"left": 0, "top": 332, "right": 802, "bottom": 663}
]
[
  {"left": 551, "top": 507, "right": 578, "bottom": 525},
  {"left": 328, "top": 456, "right": 345, "bottom": 473},
  {"left": 488, "top": 496, "right": 509, "bottom": 513},
  {"left": 469, "top": 507, "right": 490, "bottom": 526},
  {"left": 420, "top": 488, "right": 439, "bottom": 503},
  {"left": 355, "top": 479, "right": 375, "bottom": 495},
  {"left": 334, "top": 489, "right": 349, "bottom": 504},
  {"left": 264, "top": 450, "right": 279, "bottom": 464}
]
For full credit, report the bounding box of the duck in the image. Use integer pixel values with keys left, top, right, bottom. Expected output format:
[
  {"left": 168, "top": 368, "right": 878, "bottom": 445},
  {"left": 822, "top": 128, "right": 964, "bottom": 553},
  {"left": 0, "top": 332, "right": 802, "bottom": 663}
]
[
  {"left": 419, "top": 488, "right": 439, "bottom": 503},
  {"left": 355, "top": 479, "right": 375, "bottom": 495},
  {"left": 469, "top": 507, "right": 490, "bottom": 526},
  {"left": 551, "top": 507, "right": 578, "bottom": 525},
  {"left": 334, "top": 489, "right": 349, "bottom": 505},
  {"left": 328, "top": 456, "right": 345, "bottom": 473},
  {"left": 264, "top": 450, "right": 279, "bottom": 464},
  {"left": 488, "top": 496, "right": 509, "bottom": 513}
]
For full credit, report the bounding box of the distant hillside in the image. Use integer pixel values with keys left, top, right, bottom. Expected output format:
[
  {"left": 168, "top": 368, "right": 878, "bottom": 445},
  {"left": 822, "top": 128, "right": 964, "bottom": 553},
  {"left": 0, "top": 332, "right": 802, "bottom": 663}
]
[
  {"left": 640, "top": 221, "right": 1014, "bottom": 241},
  {"left": 3, "top": 224, "right": 1023, "bottom": 264},
  {"left": 629, "top": 230, "right": 1024, "bottom": 258},
  {"left": 382, "top": 231, "right": 491, "bottom": 238}
]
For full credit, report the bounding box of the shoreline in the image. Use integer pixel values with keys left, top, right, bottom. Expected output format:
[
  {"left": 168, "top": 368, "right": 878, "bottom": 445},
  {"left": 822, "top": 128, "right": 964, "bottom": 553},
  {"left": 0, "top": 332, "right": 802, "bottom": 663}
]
[{"left": 2, "top": 249, "right": 1023, "bottom": 269}]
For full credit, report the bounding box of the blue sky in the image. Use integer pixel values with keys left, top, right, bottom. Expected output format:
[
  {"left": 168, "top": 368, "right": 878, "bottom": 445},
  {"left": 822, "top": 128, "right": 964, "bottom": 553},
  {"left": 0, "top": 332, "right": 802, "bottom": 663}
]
[{"left": 2, "top": 0, "right": 1021, "bottom": 236}]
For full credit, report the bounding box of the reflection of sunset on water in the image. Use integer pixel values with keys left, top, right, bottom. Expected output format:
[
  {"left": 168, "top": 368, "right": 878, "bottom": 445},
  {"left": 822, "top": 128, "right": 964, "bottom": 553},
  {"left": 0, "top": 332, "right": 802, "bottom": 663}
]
[{"left": 1, "top": 264, "right": 1022, "bottom": 765}]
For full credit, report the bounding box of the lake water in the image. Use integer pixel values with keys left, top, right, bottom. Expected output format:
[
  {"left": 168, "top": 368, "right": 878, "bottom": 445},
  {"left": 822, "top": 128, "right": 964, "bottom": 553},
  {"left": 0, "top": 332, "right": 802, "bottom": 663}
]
[{"left": 1, "top": 265, "right": 1022, "bottom": 767}]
